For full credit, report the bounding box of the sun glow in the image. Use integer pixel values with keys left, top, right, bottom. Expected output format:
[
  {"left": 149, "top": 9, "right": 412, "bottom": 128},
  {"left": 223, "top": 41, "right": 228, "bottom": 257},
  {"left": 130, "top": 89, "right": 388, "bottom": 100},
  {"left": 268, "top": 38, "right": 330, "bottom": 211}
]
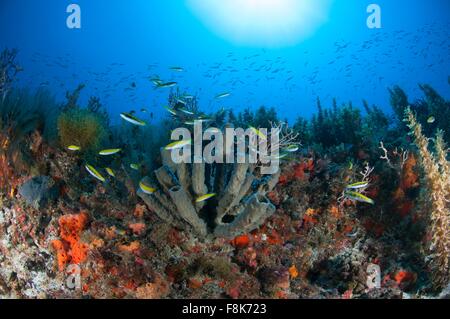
[{"left": 187, "top": 0, "right": 333, "bottom": 47}]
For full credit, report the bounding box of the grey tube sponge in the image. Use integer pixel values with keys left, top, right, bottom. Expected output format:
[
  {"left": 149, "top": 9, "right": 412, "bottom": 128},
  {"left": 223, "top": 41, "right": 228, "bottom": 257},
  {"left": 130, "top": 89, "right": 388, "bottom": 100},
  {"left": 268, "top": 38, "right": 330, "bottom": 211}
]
[
  {"left": 176, "top": 162, "right": 191, "bottom": 193},
  {"left": 153, "top": 189, "right": 178, "bottom": 217},
  {"left": 192, "top": 162, "right": 208, "bottom": 210},
  {"left": 266, "top": 168, "right": 281, "bottom": 192},
  {"left": 214, "top": 193, "right": 276, "bottom": 238},
  {"left": 155, "top": 166, "right": 178, "bottom": 193},
  {"left": 160, "top": 148, "right": 177, "bottom": 171},
  {"left": 137, "top": 130, "right": 280, "bottom": 239},
  {"left": 229, "top": 173, "right": 255, "bottom": 210},
  {"left": 161, "top": 147, "right": 191, "bottom": 197},
  {"left": 169, "top": 186, "right": 207, "bottom": 237},
  {"left": 139, "top": 161, "right": 279, "bottom": 239},
  {"left": 137, "top": 188, "right": 175, "bottom": 225},
  {"left": 255, "top": 168, "right": 281, "bottom": 194},
  {"left": 213, "top": 164, "right": 226, "bottom": 196},
  {"left": 215, "top": 163, "right": 249, "bottom": 224},
  {"left": 137, "top": 177, "right": 187, "bottom": 230},
  {"left": 192, "top": 163, "right": 207, "bottom": 196}
]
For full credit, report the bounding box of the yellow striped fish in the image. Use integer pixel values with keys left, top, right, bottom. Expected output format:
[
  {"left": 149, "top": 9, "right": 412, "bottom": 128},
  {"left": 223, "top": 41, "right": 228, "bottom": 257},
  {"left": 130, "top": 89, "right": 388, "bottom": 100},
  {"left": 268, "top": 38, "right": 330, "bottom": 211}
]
[
  {"left": 130, "top": 163, "right": 140, "bottom": 170},
  {"left": 139, "top": 181, "right": 157, "bottom": 195},
  {"left": 344, "top": 191, "right": 375, "bottom": 205},
  {"left": 99, "top": 149, "right": 122, "bottom": 156},
  {"left": 85, "top": 164, "right": 106, "bottom": 182},
  {"left": 105, "top": 167, "right": 115, "bottom": 178},
  {"left": 165, "top": 139, "right": 192, "bottom": 150},
  {"left": 67, "top": 145, "right": 81, "bottom": 151},
  {"left": 346, "top": 181, "right": 369, "bottom": 190},
  {"left": 120, "top": 113, "right": 146, "bottom": 126},
  {"left": 249, "top": 126, "right": 267, "bottom": 140},
  {"left": 164, "top": 106, "right": 177, "bottom": 116},
  {"left": 195, "top": 193, "right": 216, "bottom": 203}
]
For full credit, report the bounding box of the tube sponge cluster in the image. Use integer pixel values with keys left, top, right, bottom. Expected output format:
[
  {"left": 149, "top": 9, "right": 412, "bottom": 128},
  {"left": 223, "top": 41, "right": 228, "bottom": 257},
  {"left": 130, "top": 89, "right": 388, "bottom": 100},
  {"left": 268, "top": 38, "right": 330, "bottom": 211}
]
[{"left": 137, "top": 148, "right": 280, "bottom": 239}]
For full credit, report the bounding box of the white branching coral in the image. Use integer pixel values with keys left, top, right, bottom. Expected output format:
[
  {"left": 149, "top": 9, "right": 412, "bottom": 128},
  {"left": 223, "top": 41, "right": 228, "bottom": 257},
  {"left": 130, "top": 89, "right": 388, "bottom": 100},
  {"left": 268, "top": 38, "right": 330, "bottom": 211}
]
[
  {"left": 247, "top": 121, "right": 300, "bottom": 170},
  {"left": 379, "top": 141, "right": 409, "bottom": 171},
  {"left": 404, "top": 107, "right": 450, "bottom": 291},
  {"left": 359, "top": 162, "right": 374, "bottom": 183},
  {"left": 269, "top": 121, "right": 300, "bottom": 153}
]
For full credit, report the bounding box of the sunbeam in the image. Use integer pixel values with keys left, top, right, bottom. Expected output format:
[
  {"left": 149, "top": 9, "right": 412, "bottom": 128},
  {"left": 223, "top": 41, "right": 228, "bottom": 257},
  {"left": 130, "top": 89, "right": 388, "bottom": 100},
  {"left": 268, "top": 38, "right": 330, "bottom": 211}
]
[{"left": 187, "top": 0, "right": 334, "bottom": 47}]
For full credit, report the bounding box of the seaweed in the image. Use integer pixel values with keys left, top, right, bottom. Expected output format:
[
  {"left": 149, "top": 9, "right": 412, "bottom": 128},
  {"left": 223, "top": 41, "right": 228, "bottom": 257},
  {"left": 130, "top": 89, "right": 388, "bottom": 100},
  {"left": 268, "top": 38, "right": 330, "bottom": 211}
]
[
  {"left": 57, "top": 108, "right": 108, "bottom": 154},
  {"left": 57, "top": 85, "right": 110, "bottom": 155},
  {"left": 404, "top": 107, "right": 449, "bottom": 291}
]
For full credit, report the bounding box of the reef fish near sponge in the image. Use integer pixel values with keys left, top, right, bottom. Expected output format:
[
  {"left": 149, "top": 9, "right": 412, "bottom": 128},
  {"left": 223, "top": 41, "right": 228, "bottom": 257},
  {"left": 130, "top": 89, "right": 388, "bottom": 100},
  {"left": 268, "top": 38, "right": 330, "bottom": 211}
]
[
  {"left": 120, "top": 112, "right": 146, "bottom": 126},
  {"left": 139, "top": 180, "right": 157, "bottom": 195},
  {"left": 195, "top": 193, "right": 216, "bottom": 203}
]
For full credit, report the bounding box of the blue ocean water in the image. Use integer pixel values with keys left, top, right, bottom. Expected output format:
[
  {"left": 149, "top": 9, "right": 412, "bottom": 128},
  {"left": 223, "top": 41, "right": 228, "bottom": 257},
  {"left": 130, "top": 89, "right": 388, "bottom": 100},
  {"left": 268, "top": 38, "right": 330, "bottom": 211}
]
[{"left": 0, "top": 0, "right": 449, "bottom": 124}]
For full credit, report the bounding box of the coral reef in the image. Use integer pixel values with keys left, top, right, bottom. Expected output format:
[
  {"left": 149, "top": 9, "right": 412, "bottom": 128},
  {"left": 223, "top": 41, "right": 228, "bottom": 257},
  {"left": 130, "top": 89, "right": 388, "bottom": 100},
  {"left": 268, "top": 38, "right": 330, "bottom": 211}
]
[
  {"left": 1, "top": 49, "right": 449, "bottom": 299},
  {"left": 0, "top": 205, "right": 61, "bottom": 298}
]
